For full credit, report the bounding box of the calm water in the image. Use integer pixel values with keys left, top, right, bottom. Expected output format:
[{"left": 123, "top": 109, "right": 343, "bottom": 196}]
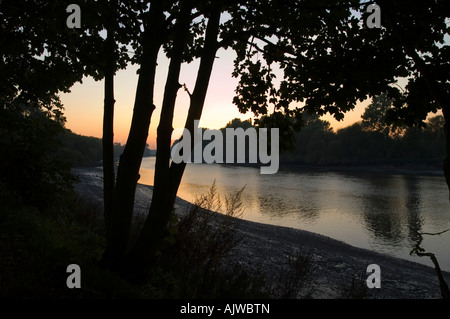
[{"left": 139, "top": 157, "right": 450, "bottom": 271}]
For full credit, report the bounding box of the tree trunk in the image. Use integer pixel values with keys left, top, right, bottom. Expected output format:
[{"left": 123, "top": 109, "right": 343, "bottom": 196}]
[
  {"left": 125, "top": 3, "right": 222, "bottom": 280},
  {"left": 442, "top": 109, "right": 450, "bottom": 199},
  {"left": 167, "top": 3, "right": 223, "bottom": 207},
  {"left": 103, "top": 11, "right": 116, "bottom": 241},
  {"left": 102, "top": 2, "right": 165, "bottom": 269}
]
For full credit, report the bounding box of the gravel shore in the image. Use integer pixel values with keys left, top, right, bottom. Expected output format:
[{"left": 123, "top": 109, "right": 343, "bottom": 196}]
[{"left": 73, "top": 167, "right": 450, "bottom": 299}]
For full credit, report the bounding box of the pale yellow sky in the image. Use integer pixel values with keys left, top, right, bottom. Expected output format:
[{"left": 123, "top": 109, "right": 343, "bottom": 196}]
[{"left": 60, "top": 48, "right": 367, "bottom": 149}]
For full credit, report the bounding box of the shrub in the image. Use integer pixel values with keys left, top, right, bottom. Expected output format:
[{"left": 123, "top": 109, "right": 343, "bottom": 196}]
[
  {"left": 153, "top": 182, "right": 253, "bottom": 297},
  {"left": 272, "top": 248, "right": 316, "bottom": 298},
  {"left": 0, "top": 105, "right": 77, "bottom": 209}
]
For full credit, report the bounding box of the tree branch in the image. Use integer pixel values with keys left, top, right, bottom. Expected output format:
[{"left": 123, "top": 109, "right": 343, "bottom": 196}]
[{"left": 182, "top": 83, "right": 192, "bottom": 99}]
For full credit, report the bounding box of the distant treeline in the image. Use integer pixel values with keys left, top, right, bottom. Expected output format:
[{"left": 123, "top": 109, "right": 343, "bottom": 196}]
[
  {"left": 171, "top": 116, "right": 446, "bottom": 169},
  {"left": 61, "top": 114, "right": 446, "bottom": 169},
  {"left": 280, "top": 116, "right": 445, "bottom": 169},
  {"left": 59, "top": 130, "right": 155, "bottom": 167}
]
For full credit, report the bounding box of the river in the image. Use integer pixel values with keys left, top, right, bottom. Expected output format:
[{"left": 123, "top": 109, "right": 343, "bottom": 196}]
[{"left": 139, "top": 157, "right": 450, "bottom": 272}]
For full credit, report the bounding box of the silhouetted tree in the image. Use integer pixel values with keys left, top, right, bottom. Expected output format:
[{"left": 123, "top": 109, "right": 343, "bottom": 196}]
[
  {"left": 362, "top": 93, "right": 405, "bottom": 138},
  {"left": 231, "top": 0, "right": 450, "bottom": 194},
  {"left": 223, "top": 118, "right": 254, "bottom": 130},
  {"left": 0, "top": 103, "right": 77, "bottom": 208},
  {"left": 374, "top": 1, "right": 450, "bottom": 194},
  {"left": 0, "top": 0, "right": 97, "bottom": 207}
]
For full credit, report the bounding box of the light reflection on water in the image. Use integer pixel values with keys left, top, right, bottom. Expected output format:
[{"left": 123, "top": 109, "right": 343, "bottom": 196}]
[{"left": 139, "top": 157, "right": 450, "bottom": 271}]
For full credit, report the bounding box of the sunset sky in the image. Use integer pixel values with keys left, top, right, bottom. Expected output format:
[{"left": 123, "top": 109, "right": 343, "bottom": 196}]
[{"left": 60, "top": 47, "right": 368, "bottom": 149}]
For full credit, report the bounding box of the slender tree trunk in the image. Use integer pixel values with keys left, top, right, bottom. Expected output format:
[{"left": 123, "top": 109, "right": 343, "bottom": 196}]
[
  {"left": 167, "top": 4, "right": 222, "bottom": 209},
  {"left": 102, "top": 2, "right": 165, "bottom": 269},
  {"left": 441, "top": 109, "right": 450, "bottom": 199},
  {"left": 167, "top": 2, "right": 223, "bottom": 207},
  {"left": 103, "top": 63, "right": 115, "bottom": 238},
  {"left": 103, "top": 9, "right": 117, "bottom": 240},
  {"left": 147, "top": 0, "right": 193, "bottom": 243},
  {"left": 125, "top": 3, "right": 222, "bottom": 279}
]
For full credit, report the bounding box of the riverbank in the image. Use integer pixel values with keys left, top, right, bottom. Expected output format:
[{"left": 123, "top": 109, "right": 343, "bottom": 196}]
[{"left": 73, "top": 167, "right": 450, "bottom": 299}]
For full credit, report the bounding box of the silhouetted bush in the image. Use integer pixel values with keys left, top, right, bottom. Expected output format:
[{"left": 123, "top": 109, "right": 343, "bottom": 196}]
[{"left": 0, "top": 105, "right": 77, "bottom": 208}]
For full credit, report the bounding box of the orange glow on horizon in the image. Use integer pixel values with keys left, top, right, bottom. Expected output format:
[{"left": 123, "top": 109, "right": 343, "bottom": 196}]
[{"left": 60, "top": 49, "right": 368, "bottom": 149}]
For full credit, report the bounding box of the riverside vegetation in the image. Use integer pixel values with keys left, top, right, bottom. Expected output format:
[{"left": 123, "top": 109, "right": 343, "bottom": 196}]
[{"left": 0, "top": 178, "right": 318, "bottom": 298}]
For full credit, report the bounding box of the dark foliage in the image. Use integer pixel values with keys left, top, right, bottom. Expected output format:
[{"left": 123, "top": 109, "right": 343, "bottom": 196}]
[
  {"left": 57, "top": 130, "right": 154, "bottom": 167},
  {"left": 280, "top": 115, "right": 445, "bottom": 168},
  {"left": 0, "top": 104, "right": 77, "bottom": 208}
]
